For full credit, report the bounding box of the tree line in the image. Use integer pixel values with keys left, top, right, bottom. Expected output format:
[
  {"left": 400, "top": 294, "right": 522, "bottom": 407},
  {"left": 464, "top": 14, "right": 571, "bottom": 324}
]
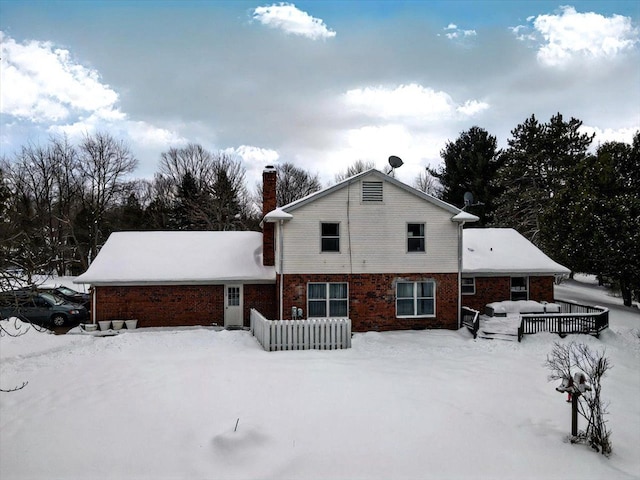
[
  {"left": 429, "top": 114, "right": 639, "bottom": 306},
  {"left": 1, "top": 114, "right": 638, "bottom": 305}
]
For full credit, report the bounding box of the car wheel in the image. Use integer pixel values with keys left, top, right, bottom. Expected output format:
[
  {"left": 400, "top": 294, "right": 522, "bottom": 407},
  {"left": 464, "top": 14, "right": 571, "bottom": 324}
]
[{"left": 51, "top": 315, "right": 66, "bottom": 327}]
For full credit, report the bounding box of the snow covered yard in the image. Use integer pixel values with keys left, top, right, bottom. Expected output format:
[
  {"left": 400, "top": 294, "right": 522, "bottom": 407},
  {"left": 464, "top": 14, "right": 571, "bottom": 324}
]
[{"left": 1, "top": 281, "right": 639, "bottom": 480}]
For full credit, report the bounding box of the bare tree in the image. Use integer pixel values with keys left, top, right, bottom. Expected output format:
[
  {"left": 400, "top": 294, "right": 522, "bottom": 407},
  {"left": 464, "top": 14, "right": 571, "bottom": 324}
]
[
  {"left": 255, "top": 162, "right": 322, "bottom": 210},
  {"left": 546, "top": 341, "right": 612, "bottom": 455},
  {"left": 334, "top": 160, "right": 376, "bottom": 183},
  {"left": 77, "top": 132, "right": 138, "bottom": 267},
  {"left": 413, "top": 170, "right": 441, "bottom": 196},
  {"left": 159, "top": 144, "right": 215, "bottom": 189}
]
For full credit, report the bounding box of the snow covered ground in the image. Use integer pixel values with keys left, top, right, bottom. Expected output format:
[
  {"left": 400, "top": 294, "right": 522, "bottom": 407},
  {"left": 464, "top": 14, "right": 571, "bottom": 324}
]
[{"left": 1, "top": 277, "right": 639, "bottom": 480}]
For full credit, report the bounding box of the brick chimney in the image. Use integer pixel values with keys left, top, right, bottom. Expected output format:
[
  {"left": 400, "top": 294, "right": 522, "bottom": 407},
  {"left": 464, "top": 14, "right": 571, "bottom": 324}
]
[{"left": 262, "top": 165, "right": 277, "bottom": 266}]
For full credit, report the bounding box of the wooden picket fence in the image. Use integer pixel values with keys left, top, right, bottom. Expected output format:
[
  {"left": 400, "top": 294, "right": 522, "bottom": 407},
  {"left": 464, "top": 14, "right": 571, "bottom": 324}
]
[{"left": 250, "top": 309, "right": 352, "bottom": 352}]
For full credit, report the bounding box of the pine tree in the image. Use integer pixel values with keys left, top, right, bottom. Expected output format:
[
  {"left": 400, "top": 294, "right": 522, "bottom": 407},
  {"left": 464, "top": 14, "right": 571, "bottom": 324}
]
[
  {"left": 493, "top": 113, "right": 594, "bottom": 249},
  {"left": 428, "top": 126, "right": 501, "bottom": 225}
]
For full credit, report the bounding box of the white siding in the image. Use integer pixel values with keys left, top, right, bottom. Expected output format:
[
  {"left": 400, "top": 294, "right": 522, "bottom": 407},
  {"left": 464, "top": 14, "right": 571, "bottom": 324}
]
[{"left": 277, "top": 175, "right": 459, "bottom": 274}]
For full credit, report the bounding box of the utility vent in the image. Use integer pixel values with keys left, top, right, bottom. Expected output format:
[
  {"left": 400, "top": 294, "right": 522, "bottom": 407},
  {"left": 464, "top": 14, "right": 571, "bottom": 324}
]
[{"left": 362, "top": 181, "right": 383, "bottom": 202}]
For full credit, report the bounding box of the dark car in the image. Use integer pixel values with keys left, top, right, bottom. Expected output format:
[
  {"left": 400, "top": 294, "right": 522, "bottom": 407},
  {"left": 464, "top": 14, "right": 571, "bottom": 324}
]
[
  {"left": 35, "top": 285, "right": 90, "bottom": 309},
  {"left": 0, "top": 291, "right": 89, "bottom": 327}
]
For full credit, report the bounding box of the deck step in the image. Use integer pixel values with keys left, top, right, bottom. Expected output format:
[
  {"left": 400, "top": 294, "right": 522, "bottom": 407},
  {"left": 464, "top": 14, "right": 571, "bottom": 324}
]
[{"left": 478, "top": 331, "right": 519, "bottom": 341}]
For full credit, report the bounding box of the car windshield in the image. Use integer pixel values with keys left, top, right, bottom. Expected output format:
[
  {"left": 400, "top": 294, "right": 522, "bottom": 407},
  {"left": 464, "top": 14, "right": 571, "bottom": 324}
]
[
  {"left": 57, "top": 287, "right": 78, "bottom": 296},
  {"left": 39, "top": 292, "right": 65, "bottom": 305}
]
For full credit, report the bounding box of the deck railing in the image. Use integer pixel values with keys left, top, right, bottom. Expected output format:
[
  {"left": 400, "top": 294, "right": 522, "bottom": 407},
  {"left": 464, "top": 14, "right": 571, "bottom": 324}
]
[
  {"left": 250, "top": 308, "right": 352, "bottom": 352},
  {"left": 461, "top": 306, "right": 481, "bottom": 339},
  {"left": 517, "top": 300, "right": 609, "bottom": 342}
]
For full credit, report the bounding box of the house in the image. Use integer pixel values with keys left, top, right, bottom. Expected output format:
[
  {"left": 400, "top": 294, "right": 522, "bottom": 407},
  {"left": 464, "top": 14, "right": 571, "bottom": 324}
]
[{"left": 75, "top": 167, "right": 569, "bottom": 331}]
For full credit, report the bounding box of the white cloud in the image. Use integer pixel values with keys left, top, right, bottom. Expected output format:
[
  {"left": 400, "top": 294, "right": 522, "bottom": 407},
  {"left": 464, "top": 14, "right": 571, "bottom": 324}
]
[
  {"left": 511, "top": 6, "right": 638, "bottom": 67},
  {"left": 0, "top": 31, "right": 122, "bottom": 122},
  {"left": 343, "top": 84, "right": 488, "bottom": 122},
  {"left": 443, "top": 23, "right": 477, "bottom": 40},
  {"left": 581, "top": 125, "right": 639, "bottom": 145},
  {"left": 456, "top": 100, "right": 489, "bottom": 116},
  {"left": 226, "top": 145, "right": 280, "bottom": 164},
  {"left": 253, "top": 3, "right": 336, "bottom": 40}
]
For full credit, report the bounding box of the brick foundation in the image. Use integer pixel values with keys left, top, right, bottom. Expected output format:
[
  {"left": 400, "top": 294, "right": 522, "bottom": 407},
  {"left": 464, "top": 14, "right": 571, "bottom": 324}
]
[
  {"left": 462, "top": 275, "right": 556, "bottom": 311},
  {"left": 278, "top": 273, "right": 459, "bottom": 332},
  {"left": 94, "top": 284, "right": 276, "bottom": 328}
]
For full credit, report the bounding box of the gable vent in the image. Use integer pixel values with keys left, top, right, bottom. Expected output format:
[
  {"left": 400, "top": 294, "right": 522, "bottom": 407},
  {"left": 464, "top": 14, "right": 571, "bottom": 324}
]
[{"left": 362, "top": 181, "right": 383, "bottom": 202}]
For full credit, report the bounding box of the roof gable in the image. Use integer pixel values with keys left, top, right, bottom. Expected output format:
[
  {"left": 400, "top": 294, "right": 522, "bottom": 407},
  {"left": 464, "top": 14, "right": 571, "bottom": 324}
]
[{"left": 279, "top": 169, "right": 464, "bottom": 216}]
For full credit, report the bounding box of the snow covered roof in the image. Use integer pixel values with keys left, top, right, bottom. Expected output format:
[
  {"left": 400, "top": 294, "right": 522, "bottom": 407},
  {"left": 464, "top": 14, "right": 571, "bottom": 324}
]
[
  {"left": 463, "top": 228, "right": 570, "bottom": 276},
  {"left": 74, "top": 231, "right": 276, "bottom": 285}
]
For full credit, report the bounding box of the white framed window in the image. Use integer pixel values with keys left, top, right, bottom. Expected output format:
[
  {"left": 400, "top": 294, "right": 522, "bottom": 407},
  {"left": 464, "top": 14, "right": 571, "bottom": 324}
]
[
  {"left": 308, "top": 282, "right": 348, "bottom": 317},
  {"left": 396, "top": 280, "right": 435, "bottom": 317},
  {"left": 320, "top": 222, "right": 340, "bottom": 252},
  {"left": 461, "top": 277, "right": 475, "bottom": 295},
  {"left": 407, "top": 223, "right": 425, "bottom": 252},
  {"left": 511, "top": 276, "right": 528, "bottom": 301}
]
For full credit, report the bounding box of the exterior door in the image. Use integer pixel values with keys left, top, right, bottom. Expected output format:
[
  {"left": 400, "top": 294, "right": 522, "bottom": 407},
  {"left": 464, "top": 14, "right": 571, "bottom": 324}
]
[{"left": 224, "top": 284, "right": 243, "bottom": 327}]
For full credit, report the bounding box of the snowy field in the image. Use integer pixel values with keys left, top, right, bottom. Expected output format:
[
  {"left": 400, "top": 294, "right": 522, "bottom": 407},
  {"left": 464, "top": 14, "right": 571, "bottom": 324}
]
[{"left": 1, "top": 277, "right": 639, "bottom": 480}]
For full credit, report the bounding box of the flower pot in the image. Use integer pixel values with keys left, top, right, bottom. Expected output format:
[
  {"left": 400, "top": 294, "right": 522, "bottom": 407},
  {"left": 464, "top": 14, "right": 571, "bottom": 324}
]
[
  {"left": 125, "top": 319, "right": 138, "bottom": 330},
  {"left": 84, "top": 324, "right": 98, "bottom": 332},
  {"left": 111, "top": 320, "right": 125, "bottom": 330},
  {"left": 98, "top": 321, "right": 111, "bottom": 331}
]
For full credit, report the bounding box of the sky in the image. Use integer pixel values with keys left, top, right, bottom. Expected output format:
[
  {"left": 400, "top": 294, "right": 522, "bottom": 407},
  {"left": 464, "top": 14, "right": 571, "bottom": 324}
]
[{"left": 1, "top": 1, "right": 639, "bottom": 190}]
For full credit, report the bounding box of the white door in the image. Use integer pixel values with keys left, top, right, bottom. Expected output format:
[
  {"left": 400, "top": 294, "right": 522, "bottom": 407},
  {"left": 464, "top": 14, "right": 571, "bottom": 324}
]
[{"left": 224, "top": 284, "right": 243, "bottom": 327}]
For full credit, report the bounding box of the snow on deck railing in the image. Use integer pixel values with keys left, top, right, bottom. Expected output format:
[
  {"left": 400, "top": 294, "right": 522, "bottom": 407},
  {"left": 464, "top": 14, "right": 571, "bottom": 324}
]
[
  {"left": 250, "top": 309, "right": 352, "bottom": 352},
  {"left": 517, "top": 300, "right": 609, "bottom": 342},
  {"left": 461, "top": 307, "right": 480, "bottom": 339}
]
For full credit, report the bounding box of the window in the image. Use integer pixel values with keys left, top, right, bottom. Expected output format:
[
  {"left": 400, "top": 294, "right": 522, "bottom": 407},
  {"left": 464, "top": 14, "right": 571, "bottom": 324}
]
[
  {"left": 396, "top": 281, "right": 435, "bottom": 317},
  {"left": 511, "top": 276, "right": 528, "bottom": 301},
  {"left": 461, "top": 277, "right": 475, "bottom": 295},
  {"left": 362, "top": 181, "right": 383, "bottom": 202},
  {"left": 407, "top": 223, "right": 425, "bottom": 252},
  {"left": 321, "top": 222, "right": 340, "bottom": 252},
  {"left": 308, "top": 283, "right": 348, "bottom": 317}
]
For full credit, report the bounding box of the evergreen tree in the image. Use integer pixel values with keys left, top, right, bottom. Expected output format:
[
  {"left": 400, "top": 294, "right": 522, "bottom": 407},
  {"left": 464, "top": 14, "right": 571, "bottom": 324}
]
[
  {"left": 428, "top": 126, "right": 501, "bottom": 225},
  {"left": 541, "top": 133, "right": 639, "bottom": 305},
  {"left": 493, "top": 113, "right": 594, "bottom": 247}
]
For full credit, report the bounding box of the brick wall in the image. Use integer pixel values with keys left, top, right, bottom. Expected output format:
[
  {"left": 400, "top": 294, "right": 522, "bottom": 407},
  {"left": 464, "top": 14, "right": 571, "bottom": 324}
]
[
  {"left": 262, "top": 166, "right": 277, "bottom": 267},
  {"left": 530, "top": 276, "right": 555, "bottom": 303},
  {"left": 95, "top": 284, "right": 276, "bottom": 328},
  {"left": 462, "top": 275, "right": 556, "bottom": 311},
  {"left": 278, "top": 273, "right": 459, "bottom": 332}
]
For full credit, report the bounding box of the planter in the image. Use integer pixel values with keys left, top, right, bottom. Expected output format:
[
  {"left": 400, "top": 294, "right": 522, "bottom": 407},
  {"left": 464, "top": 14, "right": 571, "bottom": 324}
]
[
  {"left": 111, "top": 320, "right": 125, "bottom": 330},
  {"left": 83, "top": 324, "right": 98, "bottom": 332},
  {"left": 98, "top": 321, "right": 111, "bottom": 331},
  {"left": 125, "top": 319, "right": 138, "bottom": 330}
]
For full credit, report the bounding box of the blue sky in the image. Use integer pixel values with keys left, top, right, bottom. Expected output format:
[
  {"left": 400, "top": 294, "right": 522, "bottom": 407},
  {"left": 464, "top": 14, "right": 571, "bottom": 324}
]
[{"left": 1, "top": 1, "right": 639, "bottom": 187}]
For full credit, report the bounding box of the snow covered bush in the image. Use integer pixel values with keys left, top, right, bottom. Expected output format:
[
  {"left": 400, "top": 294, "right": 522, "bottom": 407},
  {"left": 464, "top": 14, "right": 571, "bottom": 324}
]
[{"left": 545, "top": 341, "right": 612, "bottom": 456}]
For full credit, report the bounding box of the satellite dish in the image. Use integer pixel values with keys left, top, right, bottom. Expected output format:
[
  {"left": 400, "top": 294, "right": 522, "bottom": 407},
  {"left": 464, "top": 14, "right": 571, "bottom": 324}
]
[
  {"left": 388, "top": 155, "right": 404, "bottom": 168},
  {"left": 464, "top": 192, "right": 474, "bottom": 207}
]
